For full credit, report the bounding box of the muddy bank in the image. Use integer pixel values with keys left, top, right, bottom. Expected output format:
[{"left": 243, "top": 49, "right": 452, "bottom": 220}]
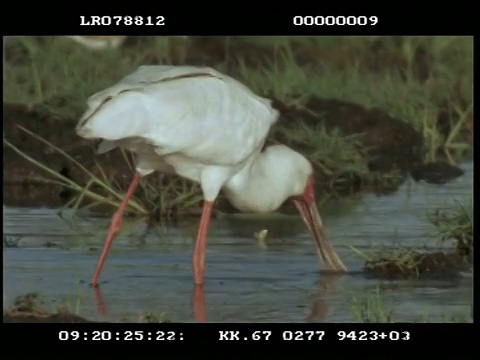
[
  {"left": 3, "top": 293, "right": 97, "bottom": 323},
  {"left": 3, "top": 293, "right": 172, "bottom": 323},
  {"left": 270, "top": 97, "right": 424, "bottom": 173},
  {"left": 364, "top": 249, "right": 472, "bottom": 280},
  {"left": 3, "top": 310, "right": 97, "bottom": 323},
  {"left": 3, "top": 94, "right": 466, "bottom": 214}
]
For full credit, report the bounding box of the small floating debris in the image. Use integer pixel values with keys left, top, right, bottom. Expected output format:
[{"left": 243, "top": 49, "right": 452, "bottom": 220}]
[
  {"left": 3, "top": 235, "right": 20, "bottom": 247},
  {"left": 254, "top": 229, "right": 269, "bottom": 249}
]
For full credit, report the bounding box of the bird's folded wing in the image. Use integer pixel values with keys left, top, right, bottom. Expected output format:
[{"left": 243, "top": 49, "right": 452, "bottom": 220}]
[
  {"left": 81, "top": 66, "right": 221, "bottom": 123},
  {"left": 79, "top": 65, "right": 279, "bottom": 166}
]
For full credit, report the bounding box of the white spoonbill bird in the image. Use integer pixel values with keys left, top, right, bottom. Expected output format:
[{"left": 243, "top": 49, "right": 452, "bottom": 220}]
[{"left": 75, "top": 65, "right": 347, "bottom": 286}]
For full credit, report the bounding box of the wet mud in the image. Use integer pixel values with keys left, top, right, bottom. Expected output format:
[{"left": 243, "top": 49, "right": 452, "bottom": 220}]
[
  {"left": 270, "top": 97, "right": 424, "bottom": 173},
  {"left": 410, "top": 161, "right": 465, "bottom": 184},
  {"left": 364, "top": 249, "right": 472, "bottom": 280},
  {"left": 3, "top": 310, "right": 97, "bottom": 323},
  {"left": 3, "top": 293, "right": 97, "bottom": 323}
]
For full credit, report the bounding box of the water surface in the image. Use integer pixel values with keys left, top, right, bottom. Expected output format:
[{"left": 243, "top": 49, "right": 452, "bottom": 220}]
[{"left": 3, "top": 161, "right": 473, "bottom": 322}]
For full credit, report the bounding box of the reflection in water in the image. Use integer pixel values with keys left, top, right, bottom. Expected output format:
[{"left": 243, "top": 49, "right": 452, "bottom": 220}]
[
  {"left": 307, "top": 274, "right": 346, "bottom": 322},
  {"left": 92, "top": 274, "right": 345, "bottom": 323}
]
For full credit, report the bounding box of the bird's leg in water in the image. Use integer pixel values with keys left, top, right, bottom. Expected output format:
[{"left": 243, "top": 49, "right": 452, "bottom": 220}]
[
  {"left": 192, "top": 200, "right": 213, "bottom": 285},
  {"left": 93, "top": 286, "right": 107, "bottom": 315},
  {"left": 192, "top": 285, "right": 207, "bottom": 322},
  {"left": 91, "top": 173, "right": 142, "bottom": 286}
]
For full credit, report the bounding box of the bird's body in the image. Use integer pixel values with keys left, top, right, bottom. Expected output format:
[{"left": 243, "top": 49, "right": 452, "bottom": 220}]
[
  {"left": 76, "top": 65, "right": 347, "bottom": 319},
  {"left": 78, "top": 65, "right": 279, "bottom": 204}
]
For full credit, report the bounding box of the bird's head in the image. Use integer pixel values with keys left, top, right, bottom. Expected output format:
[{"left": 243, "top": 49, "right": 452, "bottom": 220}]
[
  {"left": 225, "top": 144, "right": 347, "bottom": 272},
  {"left": 264, "top": 145, "right": 347, "bottom": 272},
  {"left": 290, "top": 171, "right": 347, "bottom": 273}
]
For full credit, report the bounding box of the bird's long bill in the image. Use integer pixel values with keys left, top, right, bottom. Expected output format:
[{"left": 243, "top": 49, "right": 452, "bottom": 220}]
[{"left": 293, "top": 199, "right": 347, "bottom": 272}]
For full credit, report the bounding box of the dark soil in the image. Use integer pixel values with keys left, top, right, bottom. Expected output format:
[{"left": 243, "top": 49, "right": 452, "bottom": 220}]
[
  {"left": 3, "top": 310, "right": 97, "bottom": 323},
  {"left": 3, "top": 94, "right": 427, "bottom": 213},
  {"left": 363, "top": 250, "right": 471, "bottom": 280},
  {"left": 271, "top": 97, "right": 424, "bottom": 173},
  {"left": 410, "top": 161, "right": 465, "bottom": 184},
  {"left": 3, "top": 103, "right": 133, "bottom": 210},
  {"left": 3, "top": 293, "right": 98, "bottom": 323}
]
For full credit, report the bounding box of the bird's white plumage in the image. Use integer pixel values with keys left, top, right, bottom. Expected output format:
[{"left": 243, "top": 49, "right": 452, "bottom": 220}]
[
  {"left": 76, "top": 65, "right": 284, "bottom": 202},
  {"left": 77, "top": 65, "right": 278, "bottom": 166}
]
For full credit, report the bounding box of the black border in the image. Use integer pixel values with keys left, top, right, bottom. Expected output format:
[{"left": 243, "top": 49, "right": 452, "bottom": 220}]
[
  {"left": 1, "top": 4, "right": 474, "bottom": 35},
  {"left": 2, "top": 323, "right": 475, "bottom": 347},
  {"left": 2, "top": 3, "right": 475, "bottom": 354}
]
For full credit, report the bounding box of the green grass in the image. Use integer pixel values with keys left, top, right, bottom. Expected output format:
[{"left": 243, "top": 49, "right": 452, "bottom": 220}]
[
  {"left": 3, "top": 36, "right": 473, "bottom": 215},
  {"left": 3, "top": 292, "right": 172, "bottom": 323},
  {"left": 4, "top": 126, "right": 148, "bottom": 215},
  {"left": 232, "top": 36, "right": 473, "bottom": 161},
  {"left": 9, "top": 292, "right": 45, "bottom": 313},
  {"left": 4, "top": 129, "right": 204, "bottom": 218},
  {"left": 362, "top": 248, "right": 425, "bottom": 277},
  {"left": 5, "top": 36, "right": 473, "bottom": 152},
  {"left": 351, "top": 199, "right": 473, "bottom": 278},
  {"left": 349, "top": 287, "right": 472, "bottom": 323},
  {"left": 429, "top": 200, "right": 473, "bottom": 256},
  {"left": 350, "top": 287, "right": 395, "bottom": 323},
  {"left": 4, "top": 36, "right": 175, "bottom": 118}
]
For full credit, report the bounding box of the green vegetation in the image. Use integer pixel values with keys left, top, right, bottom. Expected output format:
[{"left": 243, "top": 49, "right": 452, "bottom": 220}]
[
  {"left": 4, "top": 291, "right": 471, "bottom": 323},
  {"left": 9, "top": 292, "right": 45, "bottom": 313},
  {"left": 350, "top": 288, "right": 395, "bottom": 323},
  {"left": 4, "top": 127, "right": 148, "bottom": 214},
  {"left": 430, "top": 200, "right": 473, "bottom": 257},
  {"left": 349, "top": 287, "right": 472, "bottom": 323},
  {"left": 352, "top": 200, "right": 473, "bottom": 278},
  {"left": 3, "top": 36, "right": 473, "bottom": 216},
  {"left": 2, "top": 292, "right": 93, "bottom": 323},
  {"left": 3, "top": 292, "right": 172, "bottom": 323}
]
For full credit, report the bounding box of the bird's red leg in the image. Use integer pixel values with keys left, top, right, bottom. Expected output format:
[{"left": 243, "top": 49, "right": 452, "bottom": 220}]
[
  {"left": 192, "top": 284, "right": 207, "bottom": 322},
  {"left": 91, "top": 173, "right": 142, "bottom": 286},
  {"left": 190, "top": 200, "right": 213, "bottom": 322},
  {"left": 92, "top": 286, "right": 107, "bottom": 315},
  {"left": 192, "top": 200, "right": 213, "bottom": 285}
]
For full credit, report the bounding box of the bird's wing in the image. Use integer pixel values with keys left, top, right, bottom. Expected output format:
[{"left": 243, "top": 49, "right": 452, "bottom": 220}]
[
  {"left": 81, "top": 65, "right": 221, "bottom": 122},
  {"left": 78, "top": 66, "right": 279, "bottom": 166}
]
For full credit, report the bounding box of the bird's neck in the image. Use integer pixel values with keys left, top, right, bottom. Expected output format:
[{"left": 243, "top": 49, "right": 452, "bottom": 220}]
[{"left": 222, "top": 148, "right": 294, "bottom": 213}]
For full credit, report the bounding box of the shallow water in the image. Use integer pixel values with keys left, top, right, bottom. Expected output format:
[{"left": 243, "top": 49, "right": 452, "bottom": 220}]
[{"left": 3, "top": 161, "right": 473, "bottom": 322}]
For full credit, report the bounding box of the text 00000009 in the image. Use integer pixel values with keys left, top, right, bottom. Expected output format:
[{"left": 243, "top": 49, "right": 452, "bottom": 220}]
[
  {"left": 293, "top": 15, "right": 378, "bottom": 26},
  {"left": 80, "top": 16, "right": 166, "bottom": 26}
]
